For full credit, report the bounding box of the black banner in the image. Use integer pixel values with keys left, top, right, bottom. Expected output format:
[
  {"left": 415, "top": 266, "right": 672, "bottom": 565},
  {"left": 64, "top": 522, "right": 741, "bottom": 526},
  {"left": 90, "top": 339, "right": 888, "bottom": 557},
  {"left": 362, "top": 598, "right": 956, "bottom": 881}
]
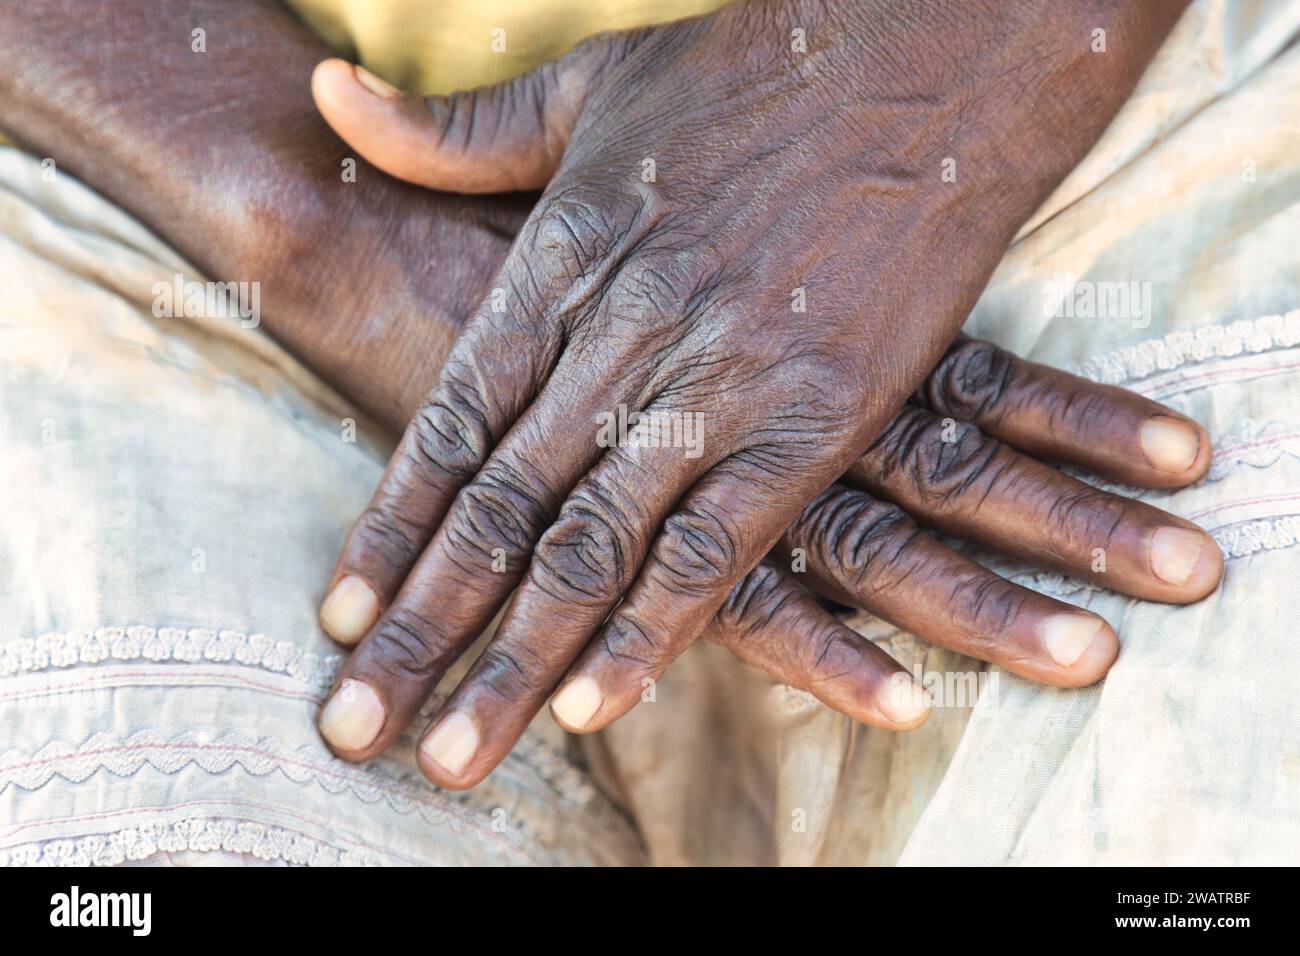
[{"left": 0, "top": 866, "right": 1283, "bottom": 943}]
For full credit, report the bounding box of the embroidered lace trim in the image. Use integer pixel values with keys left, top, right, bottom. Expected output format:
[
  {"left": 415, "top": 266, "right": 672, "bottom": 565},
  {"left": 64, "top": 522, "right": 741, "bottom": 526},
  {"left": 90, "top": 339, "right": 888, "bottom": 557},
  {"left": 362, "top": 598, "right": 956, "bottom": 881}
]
[
  {"left": 1, "top": 817, "right": 389, "bottom": 867},
  {"left": 1075, "top": 310, "right": 1300, "bottom": 385},
  {"left": 1, "top": 626, "right": 341, "bottom": 689}
]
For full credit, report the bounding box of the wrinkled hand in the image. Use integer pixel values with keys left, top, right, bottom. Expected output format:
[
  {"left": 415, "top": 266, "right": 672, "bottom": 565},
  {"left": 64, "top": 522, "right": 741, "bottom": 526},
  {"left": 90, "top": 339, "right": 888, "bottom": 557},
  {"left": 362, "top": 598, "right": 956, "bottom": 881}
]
[{"left": 311, "top": 0, "right": 1193, "bottom": 787}]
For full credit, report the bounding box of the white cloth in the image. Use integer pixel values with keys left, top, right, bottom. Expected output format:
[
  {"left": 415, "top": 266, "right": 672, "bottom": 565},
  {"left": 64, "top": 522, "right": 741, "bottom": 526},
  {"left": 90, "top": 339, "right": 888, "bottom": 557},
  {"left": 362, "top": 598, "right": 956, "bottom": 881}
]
[{"left": 1, "top": 0, "right": 1298, "bottom": 866}]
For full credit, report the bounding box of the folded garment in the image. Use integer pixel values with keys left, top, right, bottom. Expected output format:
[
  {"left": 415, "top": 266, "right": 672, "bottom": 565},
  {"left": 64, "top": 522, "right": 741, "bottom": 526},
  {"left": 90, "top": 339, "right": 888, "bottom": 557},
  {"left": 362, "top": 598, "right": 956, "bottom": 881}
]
[{"left": 1, "top": 0, "right": 1297, "bottom": 866}]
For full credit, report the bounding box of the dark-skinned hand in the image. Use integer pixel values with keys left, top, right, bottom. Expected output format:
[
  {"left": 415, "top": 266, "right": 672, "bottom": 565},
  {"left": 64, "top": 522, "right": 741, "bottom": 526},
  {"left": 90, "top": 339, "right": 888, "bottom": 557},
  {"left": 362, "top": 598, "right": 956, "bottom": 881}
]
[{"left": 307, "top": 0, "right": 1203, "bottom": 788}]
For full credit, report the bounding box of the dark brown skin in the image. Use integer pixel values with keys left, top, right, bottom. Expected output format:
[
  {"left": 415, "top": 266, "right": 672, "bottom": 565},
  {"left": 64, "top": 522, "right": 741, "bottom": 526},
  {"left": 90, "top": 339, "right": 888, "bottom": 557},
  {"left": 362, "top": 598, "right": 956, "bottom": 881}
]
[
  {"left": 0, "top": 0, "right": 527, "bottom": 429},
  {"left": 309, "top": 0, "right": 1206, "bottom": 787},
  {"left": 0, "top": 0, "right": 1218, "bottom": 789}
]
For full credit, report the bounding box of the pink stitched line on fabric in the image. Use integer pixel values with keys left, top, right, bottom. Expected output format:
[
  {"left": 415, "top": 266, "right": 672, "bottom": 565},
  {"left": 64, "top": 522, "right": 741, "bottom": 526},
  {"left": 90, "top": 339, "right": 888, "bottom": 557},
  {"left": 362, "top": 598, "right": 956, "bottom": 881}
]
[
  {"left": 0, "top": 670, "right": 321, "bottom": 704},
  {"left": 0, "top": 739, "right": 544, "bottom": 857},
  {"left": 1214, "top": 432, "right": 1300, "bottom": 455},
  {"left": 1135, "top": 358, "right": 1300, "bottom": 397},
  {"left": 3, "top": 742, "right": 343, "bottom": 777},
  {"left": 1189, "top": 494, "right": 1300, "bottom": 520},
  {"left": 0, "top": 799, "right": 426, "bottom": 864}
]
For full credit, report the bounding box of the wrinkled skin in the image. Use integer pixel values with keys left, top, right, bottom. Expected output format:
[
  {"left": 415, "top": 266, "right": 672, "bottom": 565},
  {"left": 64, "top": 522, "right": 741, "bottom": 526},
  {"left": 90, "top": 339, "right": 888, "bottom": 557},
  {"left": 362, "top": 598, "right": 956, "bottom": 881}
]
[
  {"left": 311, "top": 0, "right": 1200, "bottom": 788},
  {"left": 0, "top": 0, "right": 527, "bottom": 429},
  {"left": 0, "top": 0, "right": 1217, "bottom": 793}
]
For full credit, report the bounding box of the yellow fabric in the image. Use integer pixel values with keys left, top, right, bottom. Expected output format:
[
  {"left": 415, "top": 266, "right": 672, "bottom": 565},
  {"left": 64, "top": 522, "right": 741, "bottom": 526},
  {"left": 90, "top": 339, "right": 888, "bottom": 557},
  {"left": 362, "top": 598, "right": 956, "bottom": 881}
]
[{"left": 284, "top": 0, "right": 732, "bottom": 95}]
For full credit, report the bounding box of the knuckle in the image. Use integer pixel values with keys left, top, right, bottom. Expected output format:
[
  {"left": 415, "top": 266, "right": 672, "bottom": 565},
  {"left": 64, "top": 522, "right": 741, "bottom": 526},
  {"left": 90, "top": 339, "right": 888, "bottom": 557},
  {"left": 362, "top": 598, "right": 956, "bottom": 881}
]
[
  {"left": 531, "top": 501, "right": 630, "bottom": 606},
  {"left": 410, "top": 379, "right": 492, "bottom": 484},
  {"left": 714, "top": 563, "right": 789, "bottom": 637},
  {"left": 352, "top": 502, "right": 426, "bottom": 573},
  {"left": 946, "top": 575, "right": 1027, "bottom": 657},
  {"left": 605, "top": 248, "right": 715, "bottom": 330},
  {"left": 872, "top": 406, "right": 1001, "bottom": 507},
  {"left": 367, "top": 605, "right": 450, "bottom": 683},
  {"left": 654, "top": 506, "right": 740, "bottom": 590},
  {"left": 792, "top": 488, "right": 919, "bottom": 593},
  {"left": 921, "top": 337, "right": 1013, "bottom": 419},
  {"left": 1043, "top": 487, "right": 1129, "bottom": 560},
  {"left": 428, "top": 88, "right": 481, "bottom": 145},
  {"left": 528, "top": 187, "right": 632, "bottom": 283},
  {"left": 599, "top": 615, "right": 660, "bottom": 670},
  {"left": 471, "top": 642, "right": 549, "bottom": 702},
  {"left": 803, "top": 622, "right": 864, "bottom": 687},
  {"left": 444, "top": 463, "right": 550, "bottom": 569},
  {"left": 1041, "top": 385, "right": 1126, "bottom": 438}
]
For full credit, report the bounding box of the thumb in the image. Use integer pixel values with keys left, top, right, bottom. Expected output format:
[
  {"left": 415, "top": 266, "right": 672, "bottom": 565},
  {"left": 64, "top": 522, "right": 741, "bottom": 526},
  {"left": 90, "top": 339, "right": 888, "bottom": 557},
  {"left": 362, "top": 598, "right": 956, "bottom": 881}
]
[{"left": 311, "top": 39, "right": 615, "bottom": 194}]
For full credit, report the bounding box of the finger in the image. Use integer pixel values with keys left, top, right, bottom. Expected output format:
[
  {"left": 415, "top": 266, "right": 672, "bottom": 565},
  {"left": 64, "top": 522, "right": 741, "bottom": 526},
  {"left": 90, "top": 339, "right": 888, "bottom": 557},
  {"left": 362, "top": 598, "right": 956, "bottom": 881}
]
[
  {"left": 317, "top": 187, "right": 621, "bottom": 648},
  {"left": 319, "top": 364, "right": 612, "bottom": 762},
  {"left": 413, "top": 432, "right": 713, "bottom": 788},
  {"left": 549, "top": 460, "right": 816, "bottom": 733},
  {"left": 777, "top": 485, "right": 1120, "bottom": 687},
  {"left": 317, "top": 186, "right": 672, "bottom": 761},
  {"left": 849, "top": 405, "right": 1223, "bottom": 602},
  {"left": 919, "top": 335, "right": 1211, "bottom": 488},
  {"left": 424, "top": 554, "right": 936, "bottom": 791},
  {"left": 317, "top": 301, "right": 561, "bottom": 647},
  {"left": 703, "top": 562, "right": 931, "bottom": 729},
  {"left": 311, "top": 36, "right": 621, "bottom": 193}
]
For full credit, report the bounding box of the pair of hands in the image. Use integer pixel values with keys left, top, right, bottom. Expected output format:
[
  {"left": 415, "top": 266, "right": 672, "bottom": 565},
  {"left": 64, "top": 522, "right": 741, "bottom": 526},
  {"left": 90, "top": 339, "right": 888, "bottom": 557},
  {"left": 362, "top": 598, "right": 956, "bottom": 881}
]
[
  {"left": 310, "top": 0, "right": 1209, "bottom": 788},
  {"left": 0, "top": 0, "right": 1210, "bottom": 792}
]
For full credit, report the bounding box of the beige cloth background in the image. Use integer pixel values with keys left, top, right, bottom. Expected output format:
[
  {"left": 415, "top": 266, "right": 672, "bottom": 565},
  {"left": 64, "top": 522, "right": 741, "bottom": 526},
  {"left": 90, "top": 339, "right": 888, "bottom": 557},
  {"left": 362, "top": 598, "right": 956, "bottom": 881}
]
[{"left": 1, "top": 0, "right": 1298, "bottom": 865}]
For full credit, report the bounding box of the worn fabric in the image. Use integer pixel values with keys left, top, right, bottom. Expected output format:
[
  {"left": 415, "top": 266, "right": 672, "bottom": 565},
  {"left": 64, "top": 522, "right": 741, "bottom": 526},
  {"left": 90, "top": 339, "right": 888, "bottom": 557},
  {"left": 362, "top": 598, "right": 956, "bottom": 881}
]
[{"left": 1, "top": 0, "right": 1298, "bottom": 865}]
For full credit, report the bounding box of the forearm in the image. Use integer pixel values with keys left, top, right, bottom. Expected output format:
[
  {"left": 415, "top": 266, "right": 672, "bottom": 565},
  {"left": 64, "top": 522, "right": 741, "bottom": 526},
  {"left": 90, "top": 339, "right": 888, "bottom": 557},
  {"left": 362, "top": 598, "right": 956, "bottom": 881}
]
[
  {"left": 0, "top": 0, "right": 521, "bottom": 428},
  {"left": 820, "top": 0, "right": 1186, "bottom": 230},
  {"left": 772, "top": 0, "right": 1189, "bottom": 430},
  {"left": 1, "top": 2, "right": 333, "bottom": 265}
]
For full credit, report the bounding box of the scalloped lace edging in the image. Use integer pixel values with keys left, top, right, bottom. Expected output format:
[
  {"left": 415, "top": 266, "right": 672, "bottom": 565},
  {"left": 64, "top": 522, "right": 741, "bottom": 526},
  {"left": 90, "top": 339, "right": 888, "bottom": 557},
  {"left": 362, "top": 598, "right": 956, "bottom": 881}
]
[
  {"left": 1075, "top": 310, "right": 1300, "bottom": 385},
  {"left": 0, "top": 730, "right": 543, "bottom": 860},
  {"left": 0, "top": 626, "right": 342, "bottom": 690},
  {"left": 0, "top": 817, "right": 388, "bottom": 867},
  {"left": 1205, "top": 420, "right": 1300, "bottom": 481},
  {"left": 0, "top": 728, "right": 648, "bottom": 864},
  {"left": 1213, "top": 513, "right": 1300, "bottom": 558},
  {"left": 0, "top": 626, "right": 638, "bottom": 854}
]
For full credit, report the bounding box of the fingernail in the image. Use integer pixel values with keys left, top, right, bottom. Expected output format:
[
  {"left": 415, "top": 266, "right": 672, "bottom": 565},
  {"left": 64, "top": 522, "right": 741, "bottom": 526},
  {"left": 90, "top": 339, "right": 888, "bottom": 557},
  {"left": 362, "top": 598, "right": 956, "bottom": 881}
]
[
  {"left": 1151, "top": 526, "right": 1207, "bottom": 586},
  {"left": 1043, "top": 613, "right": 1104, "bottom": 667},
  {"left": 1140, "top": 415, "right": 1200, "bottom": 473},
  {"left": 353, "top": 64, "right": 399, "bottom": 99},
  {"left": 551, "top": 676, "right": 603, "bottom": 730},
  {"left": 319, "top": 575, "right": 380, "bottom": 644},
  {"left": 318, "top": 678, "right": 385, "bottom": 751},
  {"left": 880, "top": 675, "right": 931, "bottom": 726},
  {"left": 421, "top": 711, "right": 479, "bottom": 776}
]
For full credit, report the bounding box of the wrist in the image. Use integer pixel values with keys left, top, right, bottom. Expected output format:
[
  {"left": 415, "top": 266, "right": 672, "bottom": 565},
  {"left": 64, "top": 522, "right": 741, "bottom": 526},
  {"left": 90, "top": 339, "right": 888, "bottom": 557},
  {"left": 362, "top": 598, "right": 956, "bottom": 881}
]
[{"left": 762, "top": 0, "right": 1187, "bottom": 243}]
